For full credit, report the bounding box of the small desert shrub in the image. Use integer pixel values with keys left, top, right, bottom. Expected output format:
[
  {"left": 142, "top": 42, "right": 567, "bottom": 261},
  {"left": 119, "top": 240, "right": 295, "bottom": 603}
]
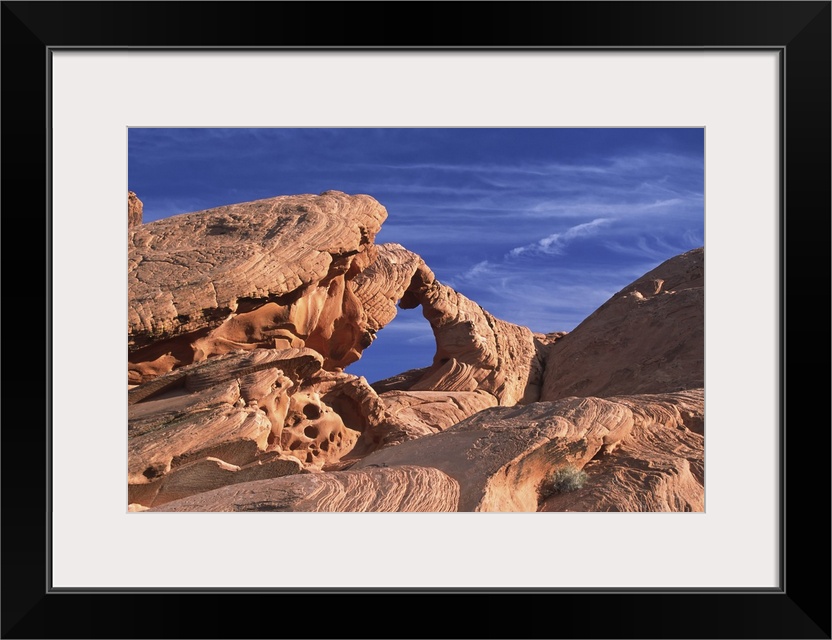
[{"left": 539, "top": 465, "right": 587, "bottom": 498}]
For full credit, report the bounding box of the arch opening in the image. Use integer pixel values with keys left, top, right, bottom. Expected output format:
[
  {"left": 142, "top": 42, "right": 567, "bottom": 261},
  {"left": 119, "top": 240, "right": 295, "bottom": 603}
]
[{"left": 344, "top": 305, "right": 434, "bottom": 385}]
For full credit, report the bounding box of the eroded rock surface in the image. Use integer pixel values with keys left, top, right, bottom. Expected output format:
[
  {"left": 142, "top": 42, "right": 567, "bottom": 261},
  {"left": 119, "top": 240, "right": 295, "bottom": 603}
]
[
  {"left": 128, "top": 191, "right": 388, "bottom": 375},
  {"left": 128, "top": 191, "right": 143, "bottom": 227},
  {"left": 541, "top": 248, "right": 704, "bottom": 401},
  {"left": 540, "top": 389, "right": 704, "bottom": 512},
  {"left": 354, "top": 389, "right": 703, "bottom": 512},
  {"left": 129, "top": 453, "right": 303, "bottom": 509},
  {"left": 153, "top": 465, "right": 460, "bottom": 512},
  {"left": 373, "top": 390, "right": 499, "bottom": 447},
  {"left": 359, "top": 244, "right": 541, "bottom": 406},
  {"left": 128, "top": 348, "right": 361, "bottom": 481}
]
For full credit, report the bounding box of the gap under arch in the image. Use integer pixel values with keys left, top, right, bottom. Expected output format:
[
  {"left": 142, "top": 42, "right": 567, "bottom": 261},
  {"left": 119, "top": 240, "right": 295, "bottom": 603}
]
[{"left": 345, "top": 305, "right": 434, "bottom": 384}]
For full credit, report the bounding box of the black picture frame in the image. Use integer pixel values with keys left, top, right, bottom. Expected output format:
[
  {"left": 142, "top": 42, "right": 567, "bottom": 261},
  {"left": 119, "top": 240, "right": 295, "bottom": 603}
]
[{"left": 2, "top": 2, "right": 829, "bottom": 638}]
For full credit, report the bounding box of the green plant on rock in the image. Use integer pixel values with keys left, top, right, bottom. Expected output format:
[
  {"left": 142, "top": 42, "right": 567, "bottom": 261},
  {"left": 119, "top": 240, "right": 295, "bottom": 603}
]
[{"left": 539, "top": 464, "right": 587, "bottom": 499}]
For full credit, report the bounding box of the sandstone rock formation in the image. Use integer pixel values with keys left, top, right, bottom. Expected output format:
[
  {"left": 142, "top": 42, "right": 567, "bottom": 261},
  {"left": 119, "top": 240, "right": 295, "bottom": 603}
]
[
  {"left": 127, "top": 190, "right": 704, "bottom": 512},
  {"left": 128, "top": 191, "right": 142, "bottom": 227},
  {"left": 353, "top": 389, "right": 703, "bottom": 512},
  {"left": 374, "top": 389, "right": 498, "bottom": 445},
  {"left": 540, "top": 391, "right": 704, "bottom": 512},
  {"left": 152, "top": 465, "right": 460, "bottom": 512},
  {"left": 128, "top": 191, "right": 388, "bottom": 380},
  {"left": 127, "top": 348, "right": 352, "bottom": 486},
  {"left": 540, "top": 247, "right": 704, "bottom": 401},
  {"left": 361, "top": 244, "right": 541, "bottom": 406}
]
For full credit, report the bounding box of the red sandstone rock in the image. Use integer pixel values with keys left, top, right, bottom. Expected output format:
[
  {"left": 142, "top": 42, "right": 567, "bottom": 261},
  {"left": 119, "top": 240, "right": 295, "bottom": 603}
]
[
  {"left": 128, "top": 191, "right": 142, "bottom": 227},
  {"left": 152, "top": 465, "right": 460, "bottom": 512},
  {"left": 540, "top": 389, "right": 704, "bottom": 512},
  {"left": 354, "top": 389, "right": 703, "bottom": 512},
  {"left": 128, "top": 453, "right": 303, "bottom": 508},
  {"left": 541, "top": 248, "right": 704, "bottom": 401},
  {"left": 359, "top": 244, "right": 541, "bottom": 406},
  {"left": 373, "top": 389, "right": 499, "bottom": 447},
  {"left": 127, "top": 348, "right": 360, "bottom": 483},
  {"left": 128, "top": 191, "right": 387, "bottom": 372}
]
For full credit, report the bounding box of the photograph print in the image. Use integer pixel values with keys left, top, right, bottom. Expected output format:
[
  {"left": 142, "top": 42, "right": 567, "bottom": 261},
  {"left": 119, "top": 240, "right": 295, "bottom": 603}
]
[{"left": 127, "top": 127, "right": 704, "bottom": 513}]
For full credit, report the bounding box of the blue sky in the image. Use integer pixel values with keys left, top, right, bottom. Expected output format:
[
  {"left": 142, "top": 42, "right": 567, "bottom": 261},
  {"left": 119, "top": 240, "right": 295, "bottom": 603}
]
[{"left": 129, "top": 128, "right": 704, "bottom": 383}]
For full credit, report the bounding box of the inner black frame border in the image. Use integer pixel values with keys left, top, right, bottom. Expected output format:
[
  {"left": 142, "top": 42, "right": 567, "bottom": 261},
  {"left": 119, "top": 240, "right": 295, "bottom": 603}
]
[{"left": 2, "top": 2, "right": 829, "bottom": 638}]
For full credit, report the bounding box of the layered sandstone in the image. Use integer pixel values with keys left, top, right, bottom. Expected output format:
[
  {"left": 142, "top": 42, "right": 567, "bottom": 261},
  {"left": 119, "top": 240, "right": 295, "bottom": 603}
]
[
  {"left": 353, "top": 243, "right": 542, "bottom": 406},
  {"left": 540, "top": 390, "right": 704, "bottom": 512},
  {"left": 354, "top": 389, "right": 702, "bottom": 512},
  {"left": 541, "top": 247, "right": 704, "bottom": 401},
  {"left": 127, "top": 193, "right": 547, "bottom": 497},
  {"left": 153, "top": 465, "right": 460, "bottom": 512},
  {"left": 128, "top": 191, "right": 143, "bottom": 227},
  {"left": 128, "top": 191, "right": 388, "bottom": 379}
]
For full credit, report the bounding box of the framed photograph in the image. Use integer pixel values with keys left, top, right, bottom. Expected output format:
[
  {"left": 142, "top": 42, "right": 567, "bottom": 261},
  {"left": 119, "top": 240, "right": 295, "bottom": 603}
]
[
  {"left": 124, "top": 125, "right": 707, "bottom": 516},
  {"left": 4, "top": 2, "right": 829, "bottom": 638}
]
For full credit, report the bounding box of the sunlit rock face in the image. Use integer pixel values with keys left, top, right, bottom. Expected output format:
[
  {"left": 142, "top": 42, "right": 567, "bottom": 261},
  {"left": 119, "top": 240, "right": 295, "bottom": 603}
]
[
  {"left": 128, "top": 190, "right": 388, "bottom": 379},
  {"left": 127, "top": 193, "right": 546, "bottom": 492},
  {"left": 127, "top": 191, "right": 704, "bottom": 512},
  {"left": 354, "top": 243, "right": 546, "bottom": 406},
  {"left": 353, "top": 389, "right": 703, "bottom": 512},
  {"left": 152, "top": 465, "right": 460, "bottom": 513},
  {"left": 540, "top": 247, "right": 704, "bottom": 401},
  {"left": 128, "top": 191, "right": 143, "bottom": 228}
]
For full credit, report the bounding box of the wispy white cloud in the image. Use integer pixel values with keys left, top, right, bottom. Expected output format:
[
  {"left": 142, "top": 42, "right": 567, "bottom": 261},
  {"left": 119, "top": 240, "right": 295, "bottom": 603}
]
[
  {"left": 449, "top": 263, "right": 655, "bottom": 333},
  {"left": 362, "top": 161, "right": 607, "bottom": 177},
  {"left": 358, "top": 152, "right": 701, "bottom": 180},
  {"left": 360, "top": 183, "right": 496, "bottom": 198},
  {"left": 507, "top": 218, "right": 613, "bottom": 258},
  {"left": 683, "top": 229, "right": 705, "bottom": 247},
  {"left": 603, "top": 234, "right": 702, "bottom": 262},
  {"left": 391, "top": 198, "right": 689, "bottom": 218},
  {"left": 377, "top": 223, "right": 531, "bottom": 248},
  {"left": 443, "top": 260, "right": 499, "bottom": 289},
  {"left": 143, "top": 198, "right": 215, "bottom": 221},
  {"left": 527, "top": 198, "right": 683, "bottom": 217},
  {"left": 460, "top": 260, "right": 493, "bottom": 280}
]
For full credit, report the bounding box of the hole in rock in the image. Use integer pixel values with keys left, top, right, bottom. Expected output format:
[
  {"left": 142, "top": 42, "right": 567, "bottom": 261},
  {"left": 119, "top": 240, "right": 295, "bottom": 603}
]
[
  {"left": 302, "top": 404, "right": 321, "bottom": 420},
  {"left": 304, "top": 425, "right": 319, "bottom": 439},
  {"left": 345, "top": 306, "right": 433, "bottom": 384}
]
